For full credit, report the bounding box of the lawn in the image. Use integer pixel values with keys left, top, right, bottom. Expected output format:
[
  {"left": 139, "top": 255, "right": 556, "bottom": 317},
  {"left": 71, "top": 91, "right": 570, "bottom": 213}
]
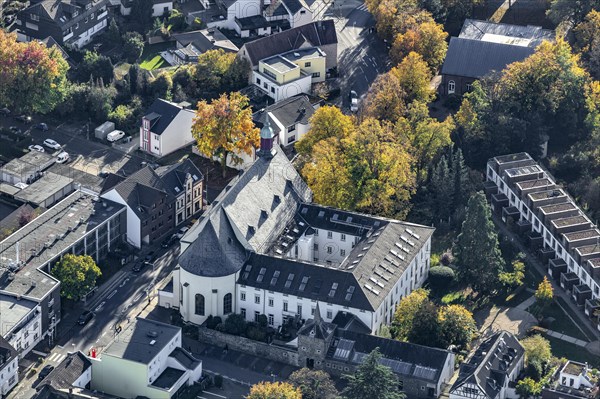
[
  {"left": 139, "top": 42, "right": 175, "bottom": 71},
  {"left": 528, "top": 301, "right": 591, "bottom": 341},
  {"left": 545, "top": 336, "right": 600, "bottom": 368}
]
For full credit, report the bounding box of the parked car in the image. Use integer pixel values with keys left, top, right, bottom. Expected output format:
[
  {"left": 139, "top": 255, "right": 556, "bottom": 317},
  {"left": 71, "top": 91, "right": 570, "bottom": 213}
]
[
  {"left": 35, "top": 123, "right": 49, "bottom": 131},
  {"left": 0, "top": 107, "right": 10, "bottom": 115},
  {"left": 9, "top": 126, "right": 22, "bottom": 134},
  {"left": 15, "top": 114, "right": 32, "bottom": 123},
  {"left": 28, "top": 144, "right": 45, "bottom": 153},
  {"left": 132, "top": 261, "right": 146, "bottom": 272},
  {"left": 43, "top": 138, "right": 61, "bottom": 150},
  {"left": 350, "top": 90, "right": 359, "bottom": 113},
  {"left": 56, "top": 151, "right": 70, "bottom": 163},
  {"left": 144, "top": 251, "right": 156, "bottom": 262},
  {"left": 38, "top": 365, "right": 54, "bottom": 380},
  {"left": 78, "top": 310, "right": 94, "bottom": 325},
  {"left": 106, "top": 130, "right": 125, "bottom": 142}
]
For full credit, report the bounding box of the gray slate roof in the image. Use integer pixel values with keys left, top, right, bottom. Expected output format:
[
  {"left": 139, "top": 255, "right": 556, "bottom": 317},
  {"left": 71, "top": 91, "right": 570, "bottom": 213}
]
[
  {"left": 141, "top": 99, "right": 186, "bottom": 135},
  {"left": 441, "top": 37, "right": 535, "bottom": 79},
  {"left": 460, "top": 19, "right": 554, "bottom": 48},
  {"left": 104, "top": 317, "right": 181, "bottom": 364},
  {"left": 172, "top": 29, "right": 238, "bottom": 53},
  {"left": 112, "top": 167, "right": 171, "bottom": 220},
  {"left": 241, "top": 20, "right": 337, "bottom": 66},
  {"left": 156, "top": 159, "right": 203, "bottom": 197},
  {"left": 38, "top": 351, "right": 92, "bottom": 390},
  {"left": 253, "top": 95, "right": 314, "bottom": 135}
]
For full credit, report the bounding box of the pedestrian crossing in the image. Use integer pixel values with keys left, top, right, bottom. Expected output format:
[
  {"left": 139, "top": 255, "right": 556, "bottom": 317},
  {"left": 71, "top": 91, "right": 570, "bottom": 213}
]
[
  {"left": 356, "top": 3, "right": 368, "bottom": 11},
  {"left": 47, "top": 352, "right": 67, "bottom": 364}
]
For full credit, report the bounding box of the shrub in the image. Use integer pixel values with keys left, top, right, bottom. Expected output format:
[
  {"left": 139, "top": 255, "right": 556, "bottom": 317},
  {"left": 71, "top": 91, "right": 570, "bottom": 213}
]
[
  {"left": 429, "top": 266, "right": 455, "bottom": 288},
  {"left": 430, "top": 253, "right": 441, "bottom": 267},
  {"left": 213, "top": 374, "right": 223, "bottom": 388},
  {"left": 527, "top": 359, "right": 543, "bottom": 381},
  {"left": 440, "top": 250, "right": 454, "bottom": 266},
  {"left": 223, "top": 313, "right": 247, "bottom": 335},
  {"left": 206, "top": 315, "right": 222, "bottom": 329},
  {"left": 257, "top": 314, "right": 268, "bottom": 328},
  {"left": 246, "top": 325, "right": 267, "bottom": 342}
]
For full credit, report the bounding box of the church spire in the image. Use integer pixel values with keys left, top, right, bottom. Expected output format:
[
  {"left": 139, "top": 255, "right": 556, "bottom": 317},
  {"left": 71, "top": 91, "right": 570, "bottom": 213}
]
[
  {"left": 258, "top": 112, "right": 276, "bottom": 158},
  {"left": 314, "top": 302, "right": 322, "bottom": 324}
]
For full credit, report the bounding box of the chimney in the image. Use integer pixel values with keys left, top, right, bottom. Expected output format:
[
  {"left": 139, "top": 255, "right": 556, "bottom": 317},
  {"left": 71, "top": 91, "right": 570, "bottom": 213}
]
[{"left": 257, "top": 113, "right": 276, "bottom": 159}]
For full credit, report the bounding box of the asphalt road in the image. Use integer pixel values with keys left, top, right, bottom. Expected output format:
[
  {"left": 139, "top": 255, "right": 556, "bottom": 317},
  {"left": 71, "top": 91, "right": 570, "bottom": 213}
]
[{"left": 9, "top": 244, "right": 180, "bottom": 399}]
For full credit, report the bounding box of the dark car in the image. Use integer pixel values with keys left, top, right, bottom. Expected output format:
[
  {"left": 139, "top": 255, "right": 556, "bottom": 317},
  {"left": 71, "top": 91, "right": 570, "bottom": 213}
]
[
  {"left": 15, "top": 114, "right": 32, "bottom": 123},
  {"left": 35, "top": 123, "right": 49, "bottom": 131},
  {"left": 144, "top": 251, "right": 155, "bottom": 262},
  {"left": 9, "top": 126, "right": 22, "bottom": 134},
  {"left": 161, "top": 238, "right": 171, "bottom": 248},
  {"left": 78, "top": 310, "right": 94, "bottom": 325},
  {"left": 39, "top": 365, "right": 54, "bottom": 379},
  {"left": 132, "top": 262, "right": 144, "bottom": 272}
]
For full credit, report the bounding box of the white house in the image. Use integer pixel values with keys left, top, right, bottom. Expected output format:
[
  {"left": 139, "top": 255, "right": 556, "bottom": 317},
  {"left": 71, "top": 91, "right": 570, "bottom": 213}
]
[
  {"left": 90, "top": 318, "right": 202, "bottom": 399},
  {"left": 161, "top": 126, "right": 434, "bottom": 335},
  {"left": 120, "top": 0, "right": 172, "bottom": 16},
  {"left": 264, "top": 0, "right": 313, "bottom": 28},
  {"left": 139, "top": 99, "right": 195, "bottom": 158},
  {"left": 449, "top": 331, "right": 525, "bottom": 399},
  {"left": 0, "top": 295, "right": 43, "bottom": 358},
  {"left": 0, "top": 337, "right": 18, "bottom": 397}
]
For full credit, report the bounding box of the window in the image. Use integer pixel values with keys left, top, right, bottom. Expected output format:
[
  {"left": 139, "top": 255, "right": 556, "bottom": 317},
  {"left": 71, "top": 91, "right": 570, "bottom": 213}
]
[
  {"left": 312, "top": 72, "right": 320, "bottom": 78},
  {"left": 314, "top": 243, "right": 318, "bottom": 251},
  {"left": 300, "top": 9, "right": 306, "bottom": 14},
  {"left": 305, "top": 62, "right": 311, "bottom": 67},
  {"left": 241, "top": 308, "right": 246, "bottom": 318},
  {"left": 340, "top": 249, "right": 346, "bottom": 256},
  {"left": 30, "top": 13, "right": 39, "bottom": 21},
  {"left": 195, "top": 294, "right": 205, "bottom": 316},
  {"left": 326, "top": 310, "right": 332, "bottom": 319},
  {"left": 311, "top": 307, "right": 315, "bottom": 315},
  {"left": 271, "top": 87, "right": 275, "bottom": 93},
  {"left": 283, "top": 302, "right": 288, "bottom": 311},
  {"left": 297, "top": 304, "right": 302, "bottom": 315},
  {"left": 223, "top": 293, "right": 232, "bottom": 314},
  {"left": 263, "top": 82, "right": 268, "bottom": 89},
  {"left": 327, "top": 246, "right": 332, "bottom": 254},
  {"left": 448, "top": 80, "right": 455, "bottom": 94},
  {"left": 327, "top": 231, "right": 332, "bottom": 239},
  {"left": 256, "top": 77, "right": 261, "bottom": 84},
  {"left": 466, "top": 83, "right": 473, "bottom": 92},
  {"left": 314, "top": 229, "right": 318, "bottom": 236},
  {"left": 288, "top": 135, "right": 296, "bottom": 143},
  {"left": 268, "top": 297, "right": 274, "bottom": 307},
  {"left": 255, "top": 295, "right": 260, "bottom": 304},
  {"left": 288, "top": 124, "right": 296, "bottom": 132},
  {"left": 254, "top": 311, "right": 260, "bottom": 322},
  {"left": 341, "top": 234, "right": 346, "bottom": 241},
  {"left": 241, "top": 292, "right": 246, "bottom": 301},
  {"left": 268, "top": 314, "right": 274, "bottom": 325}
]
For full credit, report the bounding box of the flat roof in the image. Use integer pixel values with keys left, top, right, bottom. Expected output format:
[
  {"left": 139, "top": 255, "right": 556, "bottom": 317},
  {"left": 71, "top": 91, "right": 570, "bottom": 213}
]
[
  {"left": 103, "top": 317, "right": 180, "bottom": 364},
  {"left": 1, "top": 151, "right": 55, "bottom": 177},
  {"left": 516, "top": 178, "right": 553, "bottom": 190},
  {"left": 540, "top": 202, "right": 577, "bottom": 214},
  {"left": 262, "top": 55, "right": 299, "bottom": 72},
  {"left": 0, "top": 183, "right": 21, "bottom": 196},
  {"left": 0, "top": 294, "right": 37, "bottom": 337},
  {"left": 491, "top": 152, "right": 533, "bottom": 165},
  {"left": 528, "top": 189, "right": 566, "bottom": 201},
  {"left": 575, "top": 243, "right": 600, "bottom": 256},
  {"left": 14, "top": 172, "right": 73, "bottom": 205},
  {"left": 151, "top": 367, "right": 185, "bottom": 389},
  {"left": 281, "top": 47, "right": 325, "bottom": 61},
  {"left": 0, "top": 190, "right": 125, "bottom": 299},
  {"left": 505, "top": 165, "right": 542, "bottom": 177},
  {"left": 551, "top": 215, "right": 590, "bottom": 228},
  {"left": 563, "top": 229, "right": 600, "bottom": 242}
]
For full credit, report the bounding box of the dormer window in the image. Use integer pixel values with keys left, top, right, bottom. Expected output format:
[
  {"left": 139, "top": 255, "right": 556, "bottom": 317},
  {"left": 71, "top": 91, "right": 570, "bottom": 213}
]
[
  {"left": 73, "top": 10, "right": 78, "bottom": 16},
  {"left": 30, "top": 13, "right": 39, "bottom": 21}
]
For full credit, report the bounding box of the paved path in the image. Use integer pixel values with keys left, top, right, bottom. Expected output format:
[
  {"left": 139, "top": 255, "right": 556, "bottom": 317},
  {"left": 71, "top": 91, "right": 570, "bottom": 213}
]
[
  {"left": 515, "top": 295, "right": 536, "bottom": 311},
  {"left": 545, "top": 330, "right": 588, "bottom": 347}
]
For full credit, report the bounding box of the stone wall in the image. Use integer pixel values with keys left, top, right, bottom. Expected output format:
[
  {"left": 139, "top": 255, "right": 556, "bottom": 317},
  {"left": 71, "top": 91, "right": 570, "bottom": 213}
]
[{"left": 196, "top": 327, "right": 299, "bottom": 367}]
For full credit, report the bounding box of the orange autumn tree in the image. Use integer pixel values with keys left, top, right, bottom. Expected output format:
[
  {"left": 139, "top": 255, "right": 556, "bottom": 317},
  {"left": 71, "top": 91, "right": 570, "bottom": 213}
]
[
  {"left": 191, "top": 92, "right": 259, "bottom": 177},
  {"left": 0, "top": 30, "right": 68, "bottom": 113},
  {"left": 246, "top": 381, "right": 302, "bottom": 399}
]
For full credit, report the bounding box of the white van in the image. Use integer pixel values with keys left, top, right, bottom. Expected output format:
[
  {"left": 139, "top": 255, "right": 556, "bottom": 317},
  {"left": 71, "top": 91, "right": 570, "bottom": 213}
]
[
  {"left": 106, "top": 130, "right": 125, "bottom": 142},
  {"left": 56, "top": 152, "right": 70, "bottom": 164}
]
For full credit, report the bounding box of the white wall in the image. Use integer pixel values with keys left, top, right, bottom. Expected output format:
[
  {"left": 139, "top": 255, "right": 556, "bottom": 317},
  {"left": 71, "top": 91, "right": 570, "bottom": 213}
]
[
  {"left": 100, "top": 190, "right": 142, "bottom": 248},
  {"left": 72, "top": 18, "right": 108, "bottom": 48},
  {"left": 6, "top": 307, "right": 42, "bottom": 358},
  {"left": 157, "top": 110, "right": 195, "bottom": 157},
  {"left": 73, "top": 365, "right": 92, "bottom": 389},
  {"left": 152, "top": 1, "right": 173, "bottom": 17},
  {"left": 290, "top": 7, "right": 313, "bottom": 27},
  {"left": 252, "top": 71, "right": 312, "bottom": 101},
  {"left": 0, "top": 356, "right": 18, "bottom": 396}
]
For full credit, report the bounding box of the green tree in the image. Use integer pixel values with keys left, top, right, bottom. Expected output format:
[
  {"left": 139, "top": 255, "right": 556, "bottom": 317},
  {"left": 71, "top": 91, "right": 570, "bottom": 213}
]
[
  {"left": 454, "top": 192, "right": 504, "bottom": 293},
  {"left": 247, "top": 382, "right": 302, "bottom": 399},
  {"left": 223, "top": 313, "right": 247, "bottom": 335},
  {"left": 392, "top": 288, "right": 429, "bottom": 340},
  {"left": 194, "top": 49, "right": 249, "bottom": 98},
  {"left": 150, "top": 72, "right": 173, "bottom": 100},
  {"left": 288, "top": 368, "right": 339, "bottom": 399},
  {"left": 51, "top": 254, "right": 102, "bottom": 300},
  {"left": 343, "top": 348, "right": 405, "bottom": 399},
  {"left": 428, "top": 265, "right": 455, "bottom": 289},
  {"left": 86, "top": 82, "right": 117, "bottom": 122},
  {"left": 0, "top": 30, "right": 69, "bottom": 114},
  {"left": 438, "top": 304, "right": 476, "bottom": 348},
  {"left": 520, "top": 335, "right": 553, "bottom": 366},
  {"left": 516, "top": 377, "right": 542, "bottom": 399},
  {"left": 78, "top": 51, "right": 114, "bottom": 83},
  {"left": 426, "top": 155, "right": 454, "bottom": 221},
  {"left": 130, "top": 0, "right": 154, "bottom": 32},
  {"left": 191, "top": 92, "right": 259, "bottom": 176},
  {"left": 547, "top": 0, "right": 599, "bottom": 25},
  {"left": 167, "top": 8, "right": 187, "bottom": 31},
  {"left": 407, "top": 299, "right": 442, "bottom": 346},
  {"left": 122, "top": 32, "right": 145, "bottom": 63},
  {"left": 450, "top": 148, "right": 471, "bottom": 210},
  {"left": 535, "top": 276, "right": 554, "bottom": 312},
  {"left": 499, "top": 260, "right": 525, "bottom": 289},
  {"left": 108, "top": 19, "right": 121, "bottom": 46},
  {"left": 296, "top": 105, "right": 354, "bottom": 156}
]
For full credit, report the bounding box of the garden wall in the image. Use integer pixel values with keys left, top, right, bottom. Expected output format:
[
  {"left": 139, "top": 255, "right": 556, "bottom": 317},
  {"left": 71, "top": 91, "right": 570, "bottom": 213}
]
[{"left": 197, "top": 327, "right": 299, "bottom": 367}]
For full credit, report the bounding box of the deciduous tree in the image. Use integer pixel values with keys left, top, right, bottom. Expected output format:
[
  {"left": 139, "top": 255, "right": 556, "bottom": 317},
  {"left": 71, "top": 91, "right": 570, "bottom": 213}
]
[
  {"left": 247, "top": 381, "right": 302, "bottom": 399},
  {"left": 499, "top": 260, "right": 525, "bottom": 289},
  {"left": 295, "top": 106, "right": 354, "bottom": 156},
  {"left": 520, "top": 335, "right": 553, "bottom": 366},
  {"left": 454, "top": 192, "right": 504, "bottom": 293},
  {"left": 51, "top": 254, "right": 102, "bottom": 300},
  {"left": 438, "top": 304, "right": 476, "bottom": 348},
  {"left": 516, "top": 377, "right": 542, "bottom": 399},
  {"left": 195, "top": 49, "right": 249, "bottom": 98},
  {"left": 535, "top": 276, "right": 554, "bottom": 312},
  {"left": 150, "top": 72, "right": 173, "bottom": 100},
  {"left": 130, "top": 0, "right": 154, "bottom": 32},
  {"left": 390, "top": 20, "right": 448, "bottom": 72},
  {"left": 363, "top": 71, "right": 407, "bottom": 122},
  {"left": 343, "top": 348, "right": 405, "bottom": 399},
  {"left": 192, "top": 92, "right": 259, "bottom": 176},
  {"left": 408, "top": 300, "right": 442, "bottom": 346},
  {"left": 392, "top": 52, "right": 433, "bottom": 104},
  {"left": 289, "top": 368, "right": 339, "bottom": 399},
  {"left": 392, "top": 288, "right": 429, "bottom": 340},
  {"left": 122, "top": 32, "right": 144, "bottom": 63}
]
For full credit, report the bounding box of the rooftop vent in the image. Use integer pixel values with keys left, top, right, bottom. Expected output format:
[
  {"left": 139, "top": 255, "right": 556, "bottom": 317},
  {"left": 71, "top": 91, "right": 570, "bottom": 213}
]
[
  {"left": 294, "top": 52, "right": 300, "bottom": 57},
  {"left": 149, "top": 340, "right": 156, "bottom": 346},
  {"left": 147, "top": 331, "right": 158, "bottom": 338}
]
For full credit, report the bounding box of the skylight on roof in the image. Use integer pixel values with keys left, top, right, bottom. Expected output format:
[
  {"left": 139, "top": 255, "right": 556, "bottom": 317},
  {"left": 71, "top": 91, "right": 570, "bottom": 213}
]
[
  {"left": 318, "top": 211, "right": 325, "bottom": 218},
  {"left": 299, "top": 276, "right": 309, "bottom": 291},
  {"left": 174, "top": 187, "right": 180, "bottom": 193},
  {"left": 270, "top": 270, "right": 280, "bottom": 286},
  {"left": 284, "top": 273, "right": 295, "bottom": 288},
  {"left": 257, "top": 267, "right": 266, "bottom": 283},
  {"left": 192, "top": 174, "right": 199, "bottom": 181}
]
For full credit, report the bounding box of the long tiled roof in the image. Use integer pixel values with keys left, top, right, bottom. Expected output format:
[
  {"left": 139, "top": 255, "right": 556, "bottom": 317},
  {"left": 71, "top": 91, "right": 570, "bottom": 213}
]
[{"left": 38, "top": 351, "right": 91, "bottom": 390}]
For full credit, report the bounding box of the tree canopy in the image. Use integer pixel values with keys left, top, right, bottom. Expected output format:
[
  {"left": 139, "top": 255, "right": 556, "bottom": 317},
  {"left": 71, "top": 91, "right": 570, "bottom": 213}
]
[
  {"left": 51, "top": 254, "right": 102, "bottom": 300},
  {"left": 247, "top": 381, "right": 302, "bottom": 399},
  {"left": 535, "top": 276, "right": 554, "bottom": 311},
  {"left": 390, "top": 20, "right": 448, "bottom": 72},
  {"left": 192, "top": 92, "right": 259, "bottom": 176},
  {"left": 454, "top": 192, "right": 504, "bottom": 293},
  {"left": 343, "top": 348, "right": 405, "bottom": 399},
  {"left": 0, "top": 30, "right": 69, "bottom": 114},
  {"left": 288, "top": 368, "right": 339, "bottom": 399}
]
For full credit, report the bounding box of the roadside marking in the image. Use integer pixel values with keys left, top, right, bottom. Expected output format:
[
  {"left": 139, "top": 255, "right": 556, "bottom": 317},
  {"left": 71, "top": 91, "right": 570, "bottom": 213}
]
[
  {"left": 106, "top": 289, "right": 118, "bottom": 300},
  {"left": 204, "top": 392, "right": 227, "bottom": 398},
  {"left": 95, "top": 301, "right": 105, "bottom": 312}
]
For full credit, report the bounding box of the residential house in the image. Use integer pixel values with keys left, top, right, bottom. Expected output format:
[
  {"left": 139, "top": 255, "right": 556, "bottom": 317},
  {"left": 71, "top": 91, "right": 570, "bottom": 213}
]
[
  {"left": 449, "top": 331, "right": 525, "bottom": 399},
  {"left": 36, "top": 351, "right": 92, "bottom": 396},
  {"left": 263, "top": 0, "right": 313, "bottom": 29},
  {"left": 440, "top": 20, "right": 554, "bottom": 96},
  {"left": 120, "top": 0, "right": 172, "bottom": 16},
  {"left": 160, "top": 124, "right": 434, "bottom": 335},
  {"left": 0, "top": 337, "right": 19, "bottom": 397},
  {"left": 542, "top": 360, "right": 599, "bottom": 399},
  {"left": 15, "top": 0, "right": 109, "bottom": 48},
  {"left": 252, "top": 94, "right": 317, "bottom": 146},
  {"left": 238, "top": 19, "right": 338, "bottom": 73},
  {"left": 0, "top": 190, "right": 126, "bottom": 359},
  {"left": 139, "top": 99, "right": 196, "bottom": 158},
  {"left": 168, "top": 28, "right": 238, "bottom": 65},
  {"left": 253, "top": 47, "right": 326, "bottom": 101},
  {"left": 297, "top": 308, "right": 455, "bottom": 398},
  {"left": 486, "top": 153, "right": 600, "bottom": 319},
  {"left": 90, "top": 317, "right": 202, "bottom": 399},
  {"left": 100, "top": 160, "right": 203, "bottom": 247}
]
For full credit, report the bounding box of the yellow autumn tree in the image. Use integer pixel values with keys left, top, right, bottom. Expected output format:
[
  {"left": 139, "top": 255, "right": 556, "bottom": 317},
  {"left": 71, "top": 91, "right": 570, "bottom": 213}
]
[
  {"left": 392, "top": 52, "right": 433, "bottom": 104},
  {"left": 295, "top": 105, "right": 354, "bottom": 157},
  {"left": 392, "top": 288, "right": 429, "bottom": 340},
  {"left": 390, "top": 20, "right": 448, "bottom": 72},
  {"left": 192, "top": 92, "right": 259, "bottom": 177},
  {"left": 363, "top": 71, "right": 408, "bottom": 123},
  {"left": 247, "top": 381, "right": 302, "bottom": 399}
]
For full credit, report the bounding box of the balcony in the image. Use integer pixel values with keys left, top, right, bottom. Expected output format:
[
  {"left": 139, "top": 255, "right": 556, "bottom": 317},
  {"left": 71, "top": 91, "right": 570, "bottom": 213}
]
[
  {"left": 573, "top": 284, "right": 592, "bottom": 306},
  {"left": 560, "top": 272, "right": 579, "bottom": 292},
  {"left": 97, "top": 10, "right": 108, "bottom": 19},
  {"left": 548, "top": 258, "right": 567, "bottom": 281},
  {"left": 63, "top": 31, "right": 74, "bottom": 41},
  {"left": 584, "top": 298, "right": 600, "bottom": 318}
]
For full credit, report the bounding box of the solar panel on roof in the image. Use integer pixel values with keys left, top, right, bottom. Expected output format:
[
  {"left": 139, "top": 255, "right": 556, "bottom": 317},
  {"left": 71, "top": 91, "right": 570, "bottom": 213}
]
[
  {"left": 413, "top": 365, "right": 438, "bottom": 380},
  {"left": 333, "top": 339, "right": 355, "bottom": 361},
  {"left": 380, "top": 358, "right": 412, "bottom": 375}
]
